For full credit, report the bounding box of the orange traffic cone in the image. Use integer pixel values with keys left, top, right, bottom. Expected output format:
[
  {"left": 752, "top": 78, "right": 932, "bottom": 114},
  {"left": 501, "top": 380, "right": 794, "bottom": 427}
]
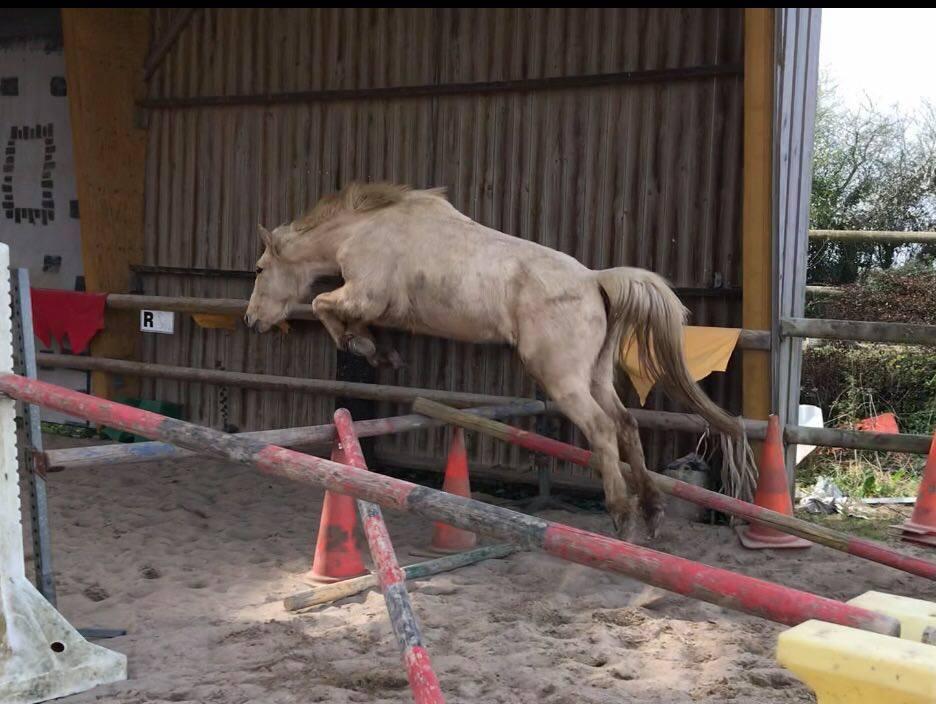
[
  {"left": 308, "top": 441, "right": 368, "bottom": 583},
  {"left": 417, "top": 428, "right": 478, "bottom": 555},
  {"left": 897, "top": 433, "right": 936, "bottom": 547},
  {"left": 736, "top": 415, "right": 811, "bottom": 550}
]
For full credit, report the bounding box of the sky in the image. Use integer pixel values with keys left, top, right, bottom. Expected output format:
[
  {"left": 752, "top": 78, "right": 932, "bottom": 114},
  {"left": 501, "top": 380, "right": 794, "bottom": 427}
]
[{"left": 820, "top": 8, "right": 936, "bottom": 111}]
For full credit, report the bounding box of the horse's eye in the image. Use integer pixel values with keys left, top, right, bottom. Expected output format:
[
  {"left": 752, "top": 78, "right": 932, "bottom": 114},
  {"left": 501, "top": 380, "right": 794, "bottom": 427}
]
[{"left": 256, "top": 267, "right": 263, "bottom": 275}]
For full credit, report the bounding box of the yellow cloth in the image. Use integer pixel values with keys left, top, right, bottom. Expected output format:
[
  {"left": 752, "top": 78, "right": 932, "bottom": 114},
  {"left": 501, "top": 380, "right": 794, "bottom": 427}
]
[
  {"left": 620, "top": 326, "right": 741, "bottom": 405},
  {"left": 192, "top": 313, "right": 238, "bottom": 330},
  {"left": 191, "top": 314, "right": 290, "bottom": 333}
]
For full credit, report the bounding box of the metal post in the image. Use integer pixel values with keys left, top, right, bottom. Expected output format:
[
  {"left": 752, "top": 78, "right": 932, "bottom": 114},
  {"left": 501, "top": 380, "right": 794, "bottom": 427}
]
[
  {"left": 10, "top": 272, "right": 126, "bottom": 640},
  {"left": 10, "top": 268, "right": 56, "bottom": 604}
]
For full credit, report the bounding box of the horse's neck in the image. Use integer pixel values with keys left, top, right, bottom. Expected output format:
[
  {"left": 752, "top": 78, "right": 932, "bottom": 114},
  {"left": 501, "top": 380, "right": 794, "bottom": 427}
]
[
  {"left": 288, "top": 225, "right": 346, "bottom": 279},
  {"left": 290, "top": 224, "right": 345, "bottom": 264}
]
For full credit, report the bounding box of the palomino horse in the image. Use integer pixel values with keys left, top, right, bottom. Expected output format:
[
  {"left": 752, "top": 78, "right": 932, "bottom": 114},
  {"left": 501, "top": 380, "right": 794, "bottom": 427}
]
[{"left": 245, "top": 183, "right": 741, "bottom": 538}]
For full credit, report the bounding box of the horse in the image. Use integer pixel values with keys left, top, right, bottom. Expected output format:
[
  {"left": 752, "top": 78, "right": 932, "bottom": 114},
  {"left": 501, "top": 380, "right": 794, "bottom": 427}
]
[{"left": 245, "top": 182, "right": 741, "bottom": 538}]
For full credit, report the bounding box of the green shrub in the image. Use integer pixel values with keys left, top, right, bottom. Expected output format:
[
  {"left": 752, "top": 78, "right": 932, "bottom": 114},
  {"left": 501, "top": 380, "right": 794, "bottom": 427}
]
[{"left": 801, "top": 342, "right": 936, "bottom": 436}]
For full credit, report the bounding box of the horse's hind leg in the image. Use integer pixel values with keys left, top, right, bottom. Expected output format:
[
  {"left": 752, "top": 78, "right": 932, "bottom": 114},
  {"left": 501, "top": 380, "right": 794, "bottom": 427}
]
[
  {"left": 591, "top": 351, "right": 665, "bottom": 537},
  {"left": 518, "top": 343, "right": 637, "bottom": 538},
  {"left": 551, "top": 388, "right": 636, "bottom": 538}
]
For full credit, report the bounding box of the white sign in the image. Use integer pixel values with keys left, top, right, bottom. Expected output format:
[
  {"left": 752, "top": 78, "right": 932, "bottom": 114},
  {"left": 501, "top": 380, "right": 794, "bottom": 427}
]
[{"left": 140, "top": 310, "right": 175, "bottom": 334}]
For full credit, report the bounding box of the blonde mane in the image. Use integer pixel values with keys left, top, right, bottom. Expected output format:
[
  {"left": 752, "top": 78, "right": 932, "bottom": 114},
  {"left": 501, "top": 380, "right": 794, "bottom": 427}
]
[{"left": 295, "top": 182, "right": 447, "bottom": 233}]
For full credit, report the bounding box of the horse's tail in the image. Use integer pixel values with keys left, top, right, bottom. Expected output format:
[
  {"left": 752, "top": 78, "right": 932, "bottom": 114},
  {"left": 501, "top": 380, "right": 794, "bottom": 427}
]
[{"left": 595, "top": 267, "right": 741, "bottom": 438}]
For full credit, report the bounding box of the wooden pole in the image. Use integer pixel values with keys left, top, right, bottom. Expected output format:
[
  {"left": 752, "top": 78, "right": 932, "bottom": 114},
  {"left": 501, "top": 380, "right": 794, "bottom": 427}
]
[
  {"left": 333, "top": 410, "right": 444, "bottom": 704},
  {"left": 809, "top": 229, "right": 936, "bottom": 244},
  {"left": 781, "top": 317, "right": 936, "bottom": 346},
  {"left": 102, "top": 294, "right": 772, "bottom": 350},
  {"left": 38, "top": 353, "right": 934, "bottom": 455},
  {"left": 0, "top": 372, "right": 900, "bottom": 636},
  {"left": 43, "top": 402, "right": 545, "bottom": 470},
  {"left": 412, "top": 398, "right": 936, "bottom": 583},
  {"left": 283, "top": 544, "right": 516, "bottom": 612}
]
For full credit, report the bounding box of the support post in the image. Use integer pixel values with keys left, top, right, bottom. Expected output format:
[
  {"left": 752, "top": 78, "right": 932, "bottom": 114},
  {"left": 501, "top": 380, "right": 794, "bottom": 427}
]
[
  {"left": 742, "top": 9, "right": 774, "bottom": 433},
  {"left": 10, "top": 269, "right": 55, "bottom": 604},
  {"left": 0, "top": 244, "right": 126, "bottom": 704},
  {"left": 62, "top": 9, "right": 149, "bottom": 401}
]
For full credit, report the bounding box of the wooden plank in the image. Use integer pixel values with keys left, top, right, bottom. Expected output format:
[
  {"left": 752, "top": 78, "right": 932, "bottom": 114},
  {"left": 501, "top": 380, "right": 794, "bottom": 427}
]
[
  {"left": 62, "top": 9, "right": 150, "bottom": 400},
  {"left": 741, "top": 8, "right": 774, "bottom": 424}
]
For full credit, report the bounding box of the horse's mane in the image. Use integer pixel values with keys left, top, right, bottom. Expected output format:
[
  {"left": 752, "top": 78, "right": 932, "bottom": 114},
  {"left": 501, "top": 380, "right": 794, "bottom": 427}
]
[{"left": 294, "top": 182, "right": 447, "bottom": 233}]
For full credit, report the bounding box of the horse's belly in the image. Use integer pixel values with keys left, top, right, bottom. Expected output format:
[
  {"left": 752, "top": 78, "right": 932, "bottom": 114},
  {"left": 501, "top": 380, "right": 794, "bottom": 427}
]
[{"left": 379, "top": 296, "right": 512, "bottom": 345}]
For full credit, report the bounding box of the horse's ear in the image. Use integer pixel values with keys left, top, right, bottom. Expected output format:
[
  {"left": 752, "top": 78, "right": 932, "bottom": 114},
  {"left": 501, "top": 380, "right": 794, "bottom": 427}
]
[{"left": 258, "top": 224, "right": 278, "bottom": 256}]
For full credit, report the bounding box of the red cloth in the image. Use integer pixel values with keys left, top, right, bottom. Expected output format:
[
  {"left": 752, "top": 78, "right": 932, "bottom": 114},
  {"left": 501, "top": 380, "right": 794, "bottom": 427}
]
[
  {"left": 30, "top": 288, "right": 107, "bottom": 354},
  {"left": 856, "top": 412, "right": 899, "bottom": 434}
]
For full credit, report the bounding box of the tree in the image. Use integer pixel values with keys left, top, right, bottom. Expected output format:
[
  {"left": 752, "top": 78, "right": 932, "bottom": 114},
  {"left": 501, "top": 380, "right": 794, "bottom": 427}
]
[{"left": 808, "top": 75, "right": 936, "bottom": 284}]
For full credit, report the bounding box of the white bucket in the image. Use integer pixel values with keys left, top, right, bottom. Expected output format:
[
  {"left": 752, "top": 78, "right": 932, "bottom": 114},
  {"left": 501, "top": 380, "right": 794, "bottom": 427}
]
[{"left": 795, "top": 404, "right": 824, "bottom": 465}]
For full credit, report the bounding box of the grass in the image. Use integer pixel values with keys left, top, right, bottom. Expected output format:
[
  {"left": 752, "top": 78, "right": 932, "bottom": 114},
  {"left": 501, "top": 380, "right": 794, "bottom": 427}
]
[
  {"left": 796, "top": 510, "right": 907, "bottom": 543},
  {"left": 796, "top": 448, "right": 924, "bottom": 500}
]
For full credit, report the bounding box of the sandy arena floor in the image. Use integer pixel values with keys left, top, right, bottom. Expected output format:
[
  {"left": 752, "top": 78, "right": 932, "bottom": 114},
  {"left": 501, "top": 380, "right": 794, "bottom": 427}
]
[{"left": 23, "top": 434, "right": 936, "bottom": 704}]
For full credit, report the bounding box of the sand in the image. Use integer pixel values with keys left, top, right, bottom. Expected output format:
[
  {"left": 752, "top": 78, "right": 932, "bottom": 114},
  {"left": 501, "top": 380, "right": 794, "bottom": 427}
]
[{"left": 21, "top": 433, "right": 936, "bottom": 704}]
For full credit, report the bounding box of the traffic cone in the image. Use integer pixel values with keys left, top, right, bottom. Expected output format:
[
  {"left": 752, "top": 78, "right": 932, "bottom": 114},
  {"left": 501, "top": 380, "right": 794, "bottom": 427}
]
[
  {"left": 736, "top": 415, "right": 811, "bottom": 549},
  {"left": 414, "top": 428, "right": 478, "bottom": 556},
  {"left": 307, "top": 441, "right": 368, "bottom": 584},
  {"left": 896, "top": 433, "right": 936, "bottom": 547}
]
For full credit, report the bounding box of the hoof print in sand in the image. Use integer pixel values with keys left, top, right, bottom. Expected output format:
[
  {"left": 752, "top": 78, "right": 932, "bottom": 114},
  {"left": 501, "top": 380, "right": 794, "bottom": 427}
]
[{"left": 83, "top": 583, "right": 110, "bottom": 602}]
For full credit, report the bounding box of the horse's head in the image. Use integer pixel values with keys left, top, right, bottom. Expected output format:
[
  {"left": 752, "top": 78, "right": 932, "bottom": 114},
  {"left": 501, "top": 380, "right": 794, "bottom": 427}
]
[{"left": 244, "top": 224, "right": 306, "bottom": 332}]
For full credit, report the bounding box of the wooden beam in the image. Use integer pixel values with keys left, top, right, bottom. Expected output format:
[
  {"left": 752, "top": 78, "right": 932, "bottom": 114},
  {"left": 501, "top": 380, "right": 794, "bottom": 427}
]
[
  {"left": 62, "top": 9, "right": 150, "bottom": 400},
  {"left": 104, "top": 293, "right": 773, "bottom": 349},
  {"left": 782, "top": 317, "right": 936, "bottom": 346},
  {"left": 143, "top": 8, "right": 198, "bottom": 81},
  {"left": 742, "top": 9, "right": 774, "bottom": 423}
]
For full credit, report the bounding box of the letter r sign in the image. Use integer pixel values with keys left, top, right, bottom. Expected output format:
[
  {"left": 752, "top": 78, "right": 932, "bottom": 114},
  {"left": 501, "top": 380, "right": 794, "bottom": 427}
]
[{"left": 140, "top": 310, "right": 174, "bottom": 334}]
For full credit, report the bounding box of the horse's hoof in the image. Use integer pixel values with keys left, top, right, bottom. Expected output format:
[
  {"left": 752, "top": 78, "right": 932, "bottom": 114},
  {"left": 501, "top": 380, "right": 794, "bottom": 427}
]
[
  {"left": 384, "top": 349, "right": 405, "bottom": 370},
  {"left": 610, "top": 507, "right": 636, "bottom": 542},
  {"left": 346, "top": 335, "right": 377, "bottom": 359},
  {"left": 642, "top": 506, "right": 665, "bottom": 539},
  {"left": 640, "top": 492, "right": 666, "bottom": 539}
]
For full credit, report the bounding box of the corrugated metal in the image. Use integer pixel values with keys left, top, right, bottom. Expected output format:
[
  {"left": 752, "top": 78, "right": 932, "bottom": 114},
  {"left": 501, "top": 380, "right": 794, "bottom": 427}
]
[
  {"left": 772, "top": 9, "right": 822, "bottom": 478},
  {"left": 141, "top": 8, "right": 745, "bottom": 483}
]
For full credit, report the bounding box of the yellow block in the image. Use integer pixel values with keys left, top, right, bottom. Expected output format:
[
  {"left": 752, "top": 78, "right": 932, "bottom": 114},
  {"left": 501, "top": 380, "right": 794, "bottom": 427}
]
[
  {"left": 777, "top": 619, "right": 936, "bottom": 704},
  {"left": 848, "top": 591, "right": 936, "bottom": 644}
]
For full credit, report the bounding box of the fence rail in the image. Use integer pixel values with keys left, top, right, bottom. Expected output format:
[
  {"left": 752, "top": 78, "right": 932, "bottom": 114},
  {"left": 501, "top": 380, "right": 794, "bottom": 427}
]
[
  {"left": 37, "top": 353, "right": 934, "bottom": 455},
  {"left": 809, "top": 229, "right": 936, "bottom": 245}
]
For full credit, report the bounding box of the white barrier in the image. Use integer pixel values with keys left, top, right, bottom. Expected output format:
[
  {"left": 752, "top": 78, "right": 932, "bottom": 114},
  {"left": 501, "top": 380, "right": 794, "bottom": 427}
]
[{"left": 0, "top": 243, "right": 126, "bottom": 703}]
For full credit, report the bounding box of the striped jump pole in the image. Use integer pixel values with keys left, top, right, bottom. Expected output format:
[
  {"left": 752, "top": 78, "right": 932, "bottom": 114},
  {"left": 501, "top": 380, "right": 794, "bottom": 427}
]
[
  {"left": 42, "top": 402, "right": 546, "bottom": 471},
  {"left": 412, "top": 398, "right": 936, "bottom": 583},
  {"left": 0, "top": 373, "right": 899, "bottom": 637},
  {"left": 332, "top": 409, "right": 444, "bottom": 704}
]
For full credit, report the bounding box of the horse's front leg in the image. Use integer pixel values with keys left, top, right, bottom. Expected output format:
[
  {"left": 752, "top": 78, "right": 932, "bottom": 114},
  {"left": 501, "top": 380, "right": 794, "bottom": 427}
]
[
  {"left": 311, "top": 290, "right": 354, "bottom": 351},
  {"left": 312, "top": 288, "right": 402, "bottom": 369}
]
